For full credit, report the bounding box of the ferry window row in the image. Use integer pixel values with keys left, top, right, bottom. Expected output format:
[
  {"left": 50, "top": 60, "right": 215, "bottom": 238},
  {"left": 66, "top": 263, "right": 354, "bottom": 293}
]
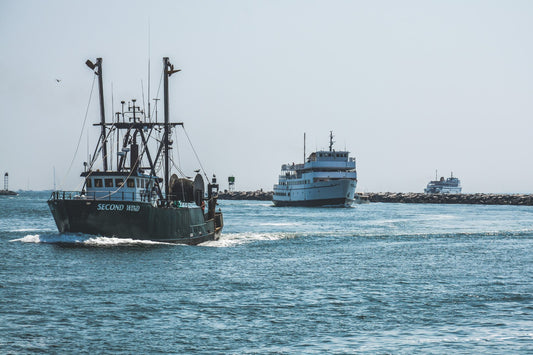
[
  {"left": 86, "top": 178, "right": 151, "bottom": 189},
  {"left": 281, "top": 180, "right": 311, "bottom": 186},
  {"left": 319, "top": 153, "right": 348, "bottom": 158}
]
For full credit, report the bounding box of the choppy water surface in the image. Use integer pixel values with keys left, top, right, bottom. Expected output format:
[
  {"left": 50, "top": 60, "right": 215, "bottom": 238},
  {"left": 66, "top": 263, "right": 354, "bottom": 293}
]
[{"left": 1, "top": 192, "right": 532, "bottom": 353}]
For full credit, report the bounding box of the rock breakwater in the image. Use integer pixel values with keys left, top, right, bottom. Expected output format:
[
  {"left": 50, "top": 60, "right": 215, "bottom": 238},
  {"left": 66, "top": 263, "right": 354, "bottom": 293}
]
[
  {"left": 218, "top": 191, "right": 533, "bottom": 206},
  {"left": 218, "top": 191, "right": 273, "bottom": 201},
  {"left": 365, "top": 192, "right": 533, "bottom": 206}
]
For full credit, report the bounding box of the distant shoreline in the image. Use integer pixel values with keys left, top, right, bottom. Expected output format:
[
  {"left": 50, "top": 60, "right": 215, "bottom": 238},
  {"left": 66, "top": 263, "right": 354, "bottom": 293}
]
[
  {"left": 218, "top": 191, "right": 533, "bottom": 206},
  {"left": 5, "top": 190, "right": 533, "bottom": 206}
]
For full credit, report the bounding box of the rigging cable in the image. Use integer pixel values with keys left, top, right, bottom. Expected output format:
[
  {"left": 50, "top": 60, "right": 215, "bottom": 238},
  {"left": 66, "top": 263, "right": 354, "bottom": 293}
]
[
  {"left": 151, "top": 69, "right": 164, "bottom": 120},
  {"left": 141, "top": 79, "right": 146, "bottom": 118},
  {"left": 110, "top": 82, "right": 114, "bottom": 171},
  {"left": 58, "top": 74, "right": 97, "bottom": 190},
  {"left": 182, "top": 126, "right": 210, "bottom": 182},
  {"left": 174, "top": 126, "right": 183, "bottom": 175}
]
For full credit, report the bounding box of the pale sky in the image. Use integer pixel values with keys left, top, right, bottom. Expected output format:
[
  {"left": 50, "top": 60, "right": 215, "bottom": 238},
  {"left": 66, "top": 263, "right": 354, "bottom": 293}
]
[{"left": 1, "top": 0, "right": 532, "bottom": 193}]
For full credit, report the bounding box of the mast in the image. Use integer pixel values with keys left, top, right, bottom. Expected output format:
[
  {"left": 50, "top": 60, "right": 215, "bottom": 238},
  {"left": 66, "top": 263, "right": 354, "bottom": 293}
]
[
  {"left": 329, "top": 131, "right": 334, "bottom": 151},
  {"left": 86, "top": 58, "right": 108, "bottom": 171},
  {"left": 163, "top": 57, "right": 180, "bottom": 200}
]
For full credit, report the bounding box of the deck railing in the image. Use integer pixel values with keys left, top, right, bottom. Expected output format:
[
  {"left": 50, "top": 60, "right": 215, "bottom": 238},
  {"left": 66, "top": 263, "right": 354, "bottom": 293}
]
[
  {"left": 49, "top": 190, "right": 156, "bottom": 203},
  {"left": 48, "top": 191, "right": 202, "bottom": 207}
]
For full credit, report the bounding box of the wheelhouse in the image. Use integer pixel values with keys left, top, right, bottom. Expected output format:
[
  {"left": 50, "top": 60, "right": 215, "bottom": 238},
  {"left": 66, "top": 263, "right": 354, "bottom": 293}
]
[{"left": 81, "top": 171, "right": 162, "bottom": 202}]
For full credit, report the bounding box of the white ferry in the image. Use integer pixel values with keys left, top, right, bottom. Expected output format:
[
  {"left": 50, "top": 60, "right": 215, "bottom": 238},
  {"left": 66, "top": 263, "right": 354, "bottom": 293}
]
[
  {"left": 273, "top": 132, "right": 357, "bottom": 207},
  {"left": 424, "top": 172, "right": 462, "bottom": 194}
]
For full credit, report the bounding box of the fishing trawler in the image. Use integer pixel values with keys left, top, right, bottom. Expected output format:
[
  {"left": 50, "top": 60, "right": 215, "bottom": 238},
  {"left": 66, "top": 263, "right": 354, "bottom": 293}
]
[
  {"left": 424, "top": 172, "right": 462, "bottom": 194},
  {"left": 48, "top": 57, "right": 223, "bottom": 244},
  {"left": 273, "top": 132, "right": 357, "bottom": 207}
]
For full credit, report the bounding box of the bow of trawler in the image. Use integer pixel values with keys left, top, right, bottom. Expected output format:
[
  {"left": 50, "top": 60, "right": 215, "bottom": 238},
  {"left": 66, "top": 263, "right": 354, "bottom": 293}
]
[{"left": 48, "top": 57, "right": 223, "bottom": 245}]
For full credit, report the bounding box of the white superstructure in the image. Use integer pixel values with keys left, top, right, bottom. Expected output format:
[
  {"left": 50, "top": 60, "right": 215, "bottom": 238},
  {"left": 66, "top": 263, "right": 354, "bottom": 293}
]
[
  {"left": 273, "top": 132, "right": 357, "bottom": 207},
  {"left": 424, "top": 172, "right": 462, "bottom": 194}
]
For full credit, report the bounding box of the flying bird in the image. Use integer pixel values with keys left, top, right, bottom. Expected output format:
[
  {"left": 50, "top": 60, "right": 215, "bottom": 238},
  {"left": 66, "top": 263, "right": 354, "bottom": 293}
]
[{"left": 55, "top": 79, "right": 61, "bottom": 83}]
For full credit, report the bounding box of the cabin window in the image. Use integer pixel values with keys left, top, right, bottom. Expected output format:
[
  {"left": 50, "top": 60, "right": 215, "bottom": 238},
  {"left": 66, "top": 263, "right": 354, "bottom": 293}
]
[
  {"left": 105, "top": 179, "right": 114, "bottom": 187},
  {"left": 116, "top": 179, "right": 124, "bottom": 187},
  {"left": 141, "top": 179, "right": 145, "bottom": 188},
  {"left": 94, "top": 179, "right": 103, "bottom": 188},
  {"left": 127, "top": 179, "right": 135, "bottom": 188},
  {"left": 86, "top": 178, "right": 92, "bottom": 188}
]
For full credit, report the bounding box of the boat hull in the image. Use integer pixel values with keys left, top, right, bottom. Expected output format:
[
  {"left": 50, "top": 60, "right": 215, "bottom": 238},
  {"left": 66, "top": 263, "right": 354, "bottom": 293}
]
[
  {"left": 272, "top": 197, "right": 353, "bottom": 207},
  {"left": 48, "top": 199, "right": 221, "bottom": 245},
  {"left": 273, "top": 179, "right": 356, "bottom": 207}
]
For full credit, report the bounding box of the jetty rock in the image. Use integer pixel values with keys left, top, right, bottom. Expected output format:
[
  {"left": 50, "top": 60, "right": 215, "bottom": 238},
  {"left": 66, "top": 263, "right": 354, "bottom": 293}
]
[
  {"left": 217, "top": 191, "right": 533, "bottom": 206},
  {"left": 218, "top": 190, "right": 273, "bottom": 201},
  {"left": 364, "top": 192, "right": 533, "bottom": 206}
]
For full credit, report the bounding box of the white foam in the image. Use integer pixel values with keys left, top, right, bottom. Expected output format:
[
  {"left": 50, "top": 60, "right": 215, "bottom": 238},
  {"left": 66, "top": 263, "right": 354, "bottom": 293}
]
[
  {"left": 200, "top": 232, "right": 297, "bottom": 247},
  {"left": 83, "top": 236, "right": 171, "bottom": 246},
  {"left": 11, "top": 233, "right": 173, "bottom": 246},
  {"left": 12, "top": 233, "right": 92, "bottom": 244},
  {"left": 11, "top": 234, "right": 43, "bottom": 243}
]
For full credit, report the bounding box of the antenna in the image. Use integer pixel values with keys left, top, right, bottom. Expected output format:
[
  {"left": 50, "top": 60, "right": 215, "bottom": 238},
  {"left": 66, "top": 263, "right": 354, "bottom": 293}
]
[
  {"left": 153, "top": 98, "right": 160, "bottom": 122},
  {"left": 303, "top": 132, "right": 306, "bottom": 162},
  {"left": 329, "top": 131, "right": 334, "bottom": 151},
  {"left": 110, "top": 82, "right": 114, "bottom": 171},
  {"left": 141, "top": 80, "right": 147, "bottom": 118},
  {"left": 147, "top": 19, "right": 151, "bottom": 120}
]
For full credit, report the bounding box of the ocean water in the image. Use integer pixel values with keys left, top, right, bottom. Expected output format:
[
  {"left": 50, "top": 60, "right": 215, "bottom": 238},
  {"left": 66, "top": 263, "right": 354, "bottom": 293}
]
[{"left": 1, "top": 191, "right": 532, "bottom": 354}]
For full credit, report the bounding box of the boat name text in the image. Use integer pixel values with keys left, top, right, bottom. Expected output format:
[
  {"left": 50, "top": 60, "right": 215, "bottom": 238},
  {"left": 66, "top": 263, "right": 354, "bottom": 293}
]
[{"left": 96, "top": 204, "right": 140, "bottom": 212}]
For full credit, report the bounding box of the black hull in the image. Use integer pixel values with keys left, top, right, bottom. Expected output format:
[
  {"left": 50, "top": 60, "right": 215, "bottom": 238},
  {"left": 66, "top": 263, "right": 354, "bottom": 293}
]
[
  {"left": 48, "top": 199, "right": 222, "bottom": 245},
  {"left": 272, "top": 197, "right": 353, "bottom": 207}
]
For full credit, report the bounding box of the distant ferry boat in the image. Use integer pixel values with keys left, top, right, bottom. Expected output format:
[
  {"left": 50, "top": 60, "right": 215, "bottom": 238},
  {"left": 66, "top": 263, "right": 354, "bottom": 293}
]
[
  {"left": 424, "top": 172, "right": 462, "bottom": 194},
  {"left": 273, "top": 132, "right": 357, "bottom": 207}
]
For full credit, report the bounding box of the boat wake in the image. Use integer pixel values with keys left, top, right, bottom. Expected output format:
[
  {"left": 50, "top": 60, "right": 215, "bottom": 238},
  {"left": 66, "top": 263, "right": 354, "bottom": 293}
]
[
  {"left": 202, "top": 228, "right": 533, "bottom": 247},
  {"left": 200, "top": 232, "right": 298, "bottom": 247},
  {"left": 12, "top": 227, "right": 533, "bottom": 249},
  {"left": 11, "top": 233, "right": 173, "bottom": 246},
  {"left": 11, "top": 232, "right": 296, "bottom": 248}
]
